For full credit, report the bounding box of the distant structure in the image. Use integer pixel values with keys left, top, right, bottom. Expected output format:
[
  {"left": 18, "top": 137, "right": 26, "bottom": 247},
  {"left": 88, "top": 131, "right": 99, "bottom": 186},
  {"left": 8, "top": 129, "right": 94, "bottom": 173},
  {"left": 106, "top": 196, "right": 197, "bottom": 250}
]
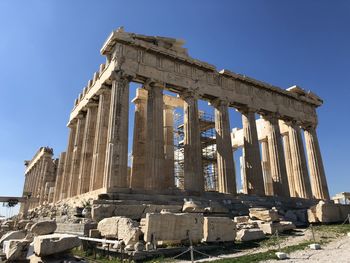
[
  {"left": 21, "top": 28, "right": 330, "bottom": 209},
  {"left": 332, "top": 192, "right": 350, "bottom": 204}
]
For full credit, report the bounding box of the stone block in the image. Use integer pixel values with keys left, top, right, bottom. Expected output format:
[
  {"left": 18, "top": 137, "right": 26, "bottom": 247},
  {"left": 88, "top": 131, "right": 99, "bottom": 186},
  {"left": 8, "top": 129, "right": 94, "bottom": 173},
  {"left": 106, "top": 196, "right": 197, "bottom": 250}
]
[
  {"left": 308, "top": 202, "right": 350, "bottom": 223},
  {"left": 97, "top": 216, "right": 141, "bottom": 246},
  {"left": 0, "top": 230, "right": 26, "bottom": 246},
  {"left": 202, "top": 217, "right": 236, "bottom": 242},
  {"left": 249, "top": 208, "right": 279, "bottom": 222},
  {"left": 143, "top": 213, "right": 204, "bottom": 243},
  {"left": 236, "top": 229, "right": 265, "bottom": 242},
  {"left": 275, "top": 251, "right": 288, "bottom": 259},
  {"left": 17, "top": 220, "right": 32, "bottom": 230},
  {"left": 89, "top": 229, "right": 101, "bottom": 238},
  {"left": 30, "top": 221, "right": 57, "bottom": 236},
  {"left": 309, "top": 243, "right": 321, "bottom": 250},
  {"left": 182, "top": 201, "right": 206, "bottom": 213},
  {"left": 33, "top": 234, "right": 81, "bottom": 256},
  {"left": 5, "top": 239, "right": 30, "bottom": 261},
  {"left": 234, "top": 216, "right": 250, "bottom": 224},
  {"left": 259, "top": 221, "right": 295, "bottom": 234}
]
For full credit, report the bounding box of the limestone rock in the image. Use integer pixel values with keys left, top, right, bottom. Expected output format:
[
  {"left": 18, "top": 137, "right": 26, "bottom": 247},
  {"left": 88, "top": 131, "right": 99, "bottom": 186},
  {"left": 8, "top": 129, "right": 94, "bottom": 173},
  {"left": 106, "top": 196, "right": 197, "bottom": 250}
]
[
  {"left": 259, "top": 221, "right": 296, "bottom": 234},
  {"left": 143, "top": 213, "right": 204, "bottom": 243},
  {"left": 236, "top": 229, "right": 265, "bottom": 242},
  {"left": 97, "top": 216, "right": 141, "bottom": 246},
  {"left": 182, "top": 201, "right": 206, "bottom": 213},
  {"left": 30, "top": 221, "right": 57, "bottom": 236},
  {"left": 5, "top": 239, "right": 31, "bottom": 261},
  {"left": 0, "top": 230, "right": 26, "bottom": 246},
  {"left": 202, "top": 217, "right": 236, "bottom": 242},
  {"left": 33, "top": 233, "right": 81, "bottom": 256},
  {"left": 17, "top": 220, "right": 33, "bottom": 230},
  {"left": 308, "top": 202, "right": 350, "bottom": 223},
  {"left": 249, "top": 208, "right": 279, "bottom": 222},
  {"left": 234, "top": 216, "right": 250, "bottom": 224}
]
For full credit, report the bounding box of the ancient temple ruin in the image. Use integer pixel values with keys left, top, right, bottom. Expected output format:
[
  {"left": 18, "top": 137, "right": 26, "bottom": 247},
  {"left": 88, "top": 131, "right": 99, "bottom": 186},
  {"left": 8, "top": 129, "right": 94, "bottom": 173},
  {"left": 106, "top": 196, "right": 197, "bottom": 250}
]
[{"left": 21, "top": 28, "right": 330, "bottom": 210}]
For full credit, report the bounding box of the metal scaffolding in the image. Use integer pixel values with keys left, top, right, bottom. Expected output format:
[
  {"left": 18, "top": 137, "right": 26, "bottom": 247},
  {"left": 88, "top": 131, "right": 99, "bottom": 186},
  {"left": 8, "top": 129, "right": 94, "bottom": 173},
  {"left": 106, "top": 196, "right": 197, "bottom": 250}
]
[{"left": 174, "top": 110, "right": 217, "bottom": 191}]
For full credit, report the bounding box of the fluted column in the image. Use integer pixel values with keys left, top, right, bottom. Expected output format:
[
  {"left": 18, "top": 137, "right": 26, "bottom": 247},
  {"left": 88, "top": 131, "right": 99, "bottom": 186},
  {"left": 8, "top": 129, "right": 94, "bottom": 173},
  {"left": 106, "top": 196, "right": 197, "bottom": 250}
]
[
  {"left": 104, "top": 72, "right": 130, "bottom": 191},
  {"left": 282, "top": 133, "right": 297, "bottom": 197},
  {"left": 130, "top": 88, "right": 147, "bottom": 189},
  {"left": 265, "top": 115, "right": 290, "bottom": 197},
  {"left": 90, "top": 89, "right": 111, "bottom": 191},
  {"left": 78, "top": 103, "right": 98, "bottom": 194},
  {"left": 241, "top": 109, "right": 265, "bottom": 195},
  {"left": 53, "top": 152, "right": 66, "bottom": 202},
  {"left": 144, "top": 83, "right": 165, "bottom": 190},
  {"left": 68, "top": 114, "right": 86, "bottom": 197},
  {"left": 304, "top": 125, "right": 330, "bottom": 200},
  {"left": 261, "top": 139, "right": 274, "bottom": 195},
  {"left": 213, "top": 100, "right": 236, "bottom": 194},
  {"left": 60, "top": 123, "right": 77, "bottom": 200},
  {"left": 288, "top": 122, "right": 312, "bottom": 199},
  {"left": 182, "top": 92, "right": 204, "bottom": 193},
  {"left": 163, "top": 105, "right": 175, "bottom": 189},
  {"left": 38, "top": 158, "right": 49, "bottom": 205}
]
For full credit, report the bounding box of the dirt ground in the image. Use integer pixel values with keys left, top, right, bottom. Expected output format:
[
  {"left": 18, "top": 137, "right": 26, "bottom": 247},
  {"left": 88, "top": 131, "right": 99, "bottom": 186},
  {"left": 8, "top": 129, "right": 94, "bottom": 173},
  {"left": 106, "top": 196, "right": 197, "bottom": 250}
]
[
  {"left": 266, "top": 235, "right": 350, "bottom": 263},
  {"left": 173, "top": 228, "right": 350, "bottom": 263}
]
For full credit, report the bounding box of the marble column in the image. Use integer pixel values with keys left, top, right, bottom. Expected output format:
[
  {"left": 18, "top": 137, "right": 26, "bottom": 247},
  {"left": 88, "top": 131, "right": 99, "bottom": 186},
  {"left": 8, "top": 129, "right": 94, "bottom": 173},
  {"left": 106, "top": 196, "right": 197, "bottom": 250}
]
[
  {"left": 59, "top": 123, "right": 77, "bottom": 200},
  {"left": 53, "top": 152, "right": 66, "bottom": 202},
  {"left": 130, "top": 89, "right": 147, "bottom": 189},
  {"left": 144, "top": 83, "right": 165, "bottom": 190},
  {"left": 265, "top": 115, "right": 290, "bottom": 197},
  {"left": 78, "top": 103, "right": 98, "bottom": 194},
  {"left": 241, "top": 109, "right": 265, "bottom": 195},
  {"left": 182, "top": 92, "right": 204, "bottom": 193},
  {"left": 304, "top": 126, "right": 330, "bottom": 200},
  {"left": 104, "top": 72, "right": 130, "bottom": 191},
  {"left": 68, "top": 114, "right": 86, "bottom": 197},
  {"left": 288, "top": 122, "right": 312, "bottom": 199},
  {"left": 90, "top": 89, "right": 111, "bottom": 191},
  {"left": 261, "top": 139, "right": 274, "bottom": 195},
  {"left": 163, "top": 105, "right": 175, "bottom": 189},
  {"left": 38, "top": 158, "right": 49, "bottom": 205},
  {"left": 213, "top": 100, "right": 236, "bottom": 194},
  {"left": 282, "top": 133, "right": 297, "bottom": 197}
]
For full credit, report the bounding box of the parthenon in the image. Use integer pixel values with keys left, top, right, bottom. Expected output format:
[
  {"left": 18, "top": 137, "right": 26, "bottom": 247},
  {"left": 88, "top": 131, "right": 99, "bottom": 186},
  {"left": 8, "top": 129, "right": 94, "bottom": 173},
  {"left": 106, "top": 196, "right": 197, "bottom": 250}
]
[{"left": 22, "top": 27, "right": 330, "bottom": 209}]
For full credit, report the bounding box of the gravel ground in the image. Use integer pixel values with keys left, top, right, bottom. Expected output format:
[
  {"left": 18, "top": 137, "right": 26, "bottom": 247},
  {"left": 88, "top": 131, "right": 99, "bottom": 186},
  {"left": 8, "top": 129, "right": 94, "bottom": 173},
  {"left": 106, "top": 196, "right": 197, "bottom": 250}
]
[{"left": 266, "top": 234, "right": 350, "bottom": 263}]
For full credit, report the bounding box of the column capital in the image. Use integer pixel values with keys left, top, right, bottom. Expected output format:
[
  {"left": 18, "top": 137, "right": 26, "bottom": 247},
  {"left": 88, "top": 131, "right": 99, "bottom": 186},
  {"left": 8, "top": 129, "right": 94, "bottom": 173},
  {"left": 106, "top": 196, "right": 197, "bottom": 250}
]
[
  {"left": 179, "top": 89, "right": 200, "bottom": 100},
  {"left": 143, "top": 79, "right": 164, "bottom": 91},
  {"left": 302, "top": 122, "right": 317, "bottom": 131},
  {"left": 110, "top": 70, "right": 134, "bottom": 82},
  {"left": 237, "top": 106, "right": 257, "bottom": 115},
  {"left": 210, "top": 98, "right": 229, "bottom": 108}
]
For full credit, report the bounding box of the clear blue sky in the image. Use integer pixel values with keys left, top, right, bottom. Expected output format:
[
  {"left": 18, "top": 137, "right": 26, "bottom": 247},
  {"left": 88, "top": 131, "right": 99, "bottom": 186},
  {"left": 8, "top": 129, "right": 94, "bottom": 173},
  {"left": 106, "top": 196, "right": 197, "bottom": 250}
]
[{"left": 0, "top": 1, "right": 349, "bottom": 216}]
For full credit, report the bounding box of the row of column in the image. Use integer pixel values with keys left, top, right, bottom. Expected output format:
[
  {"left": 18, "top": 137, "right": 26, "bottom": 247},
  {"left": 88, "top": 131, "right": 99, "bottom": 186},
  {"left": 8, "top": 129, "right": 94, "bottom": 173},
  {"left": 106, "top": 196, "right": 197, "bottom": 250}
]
[
  {"left": 130, "top": 87, "right": 237, "bottom": 194},
  {"left": 23, "top": 148, "right": 56, "bottom": 208},
  {"left": 241, "top": 111, "right": 329, "bottom": 200},
  {"left": 55, "top": 73, "right": 238, "bottom": 199},
  {"left": 54, "top": 70, "right": 328, "bottom": 201}
]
